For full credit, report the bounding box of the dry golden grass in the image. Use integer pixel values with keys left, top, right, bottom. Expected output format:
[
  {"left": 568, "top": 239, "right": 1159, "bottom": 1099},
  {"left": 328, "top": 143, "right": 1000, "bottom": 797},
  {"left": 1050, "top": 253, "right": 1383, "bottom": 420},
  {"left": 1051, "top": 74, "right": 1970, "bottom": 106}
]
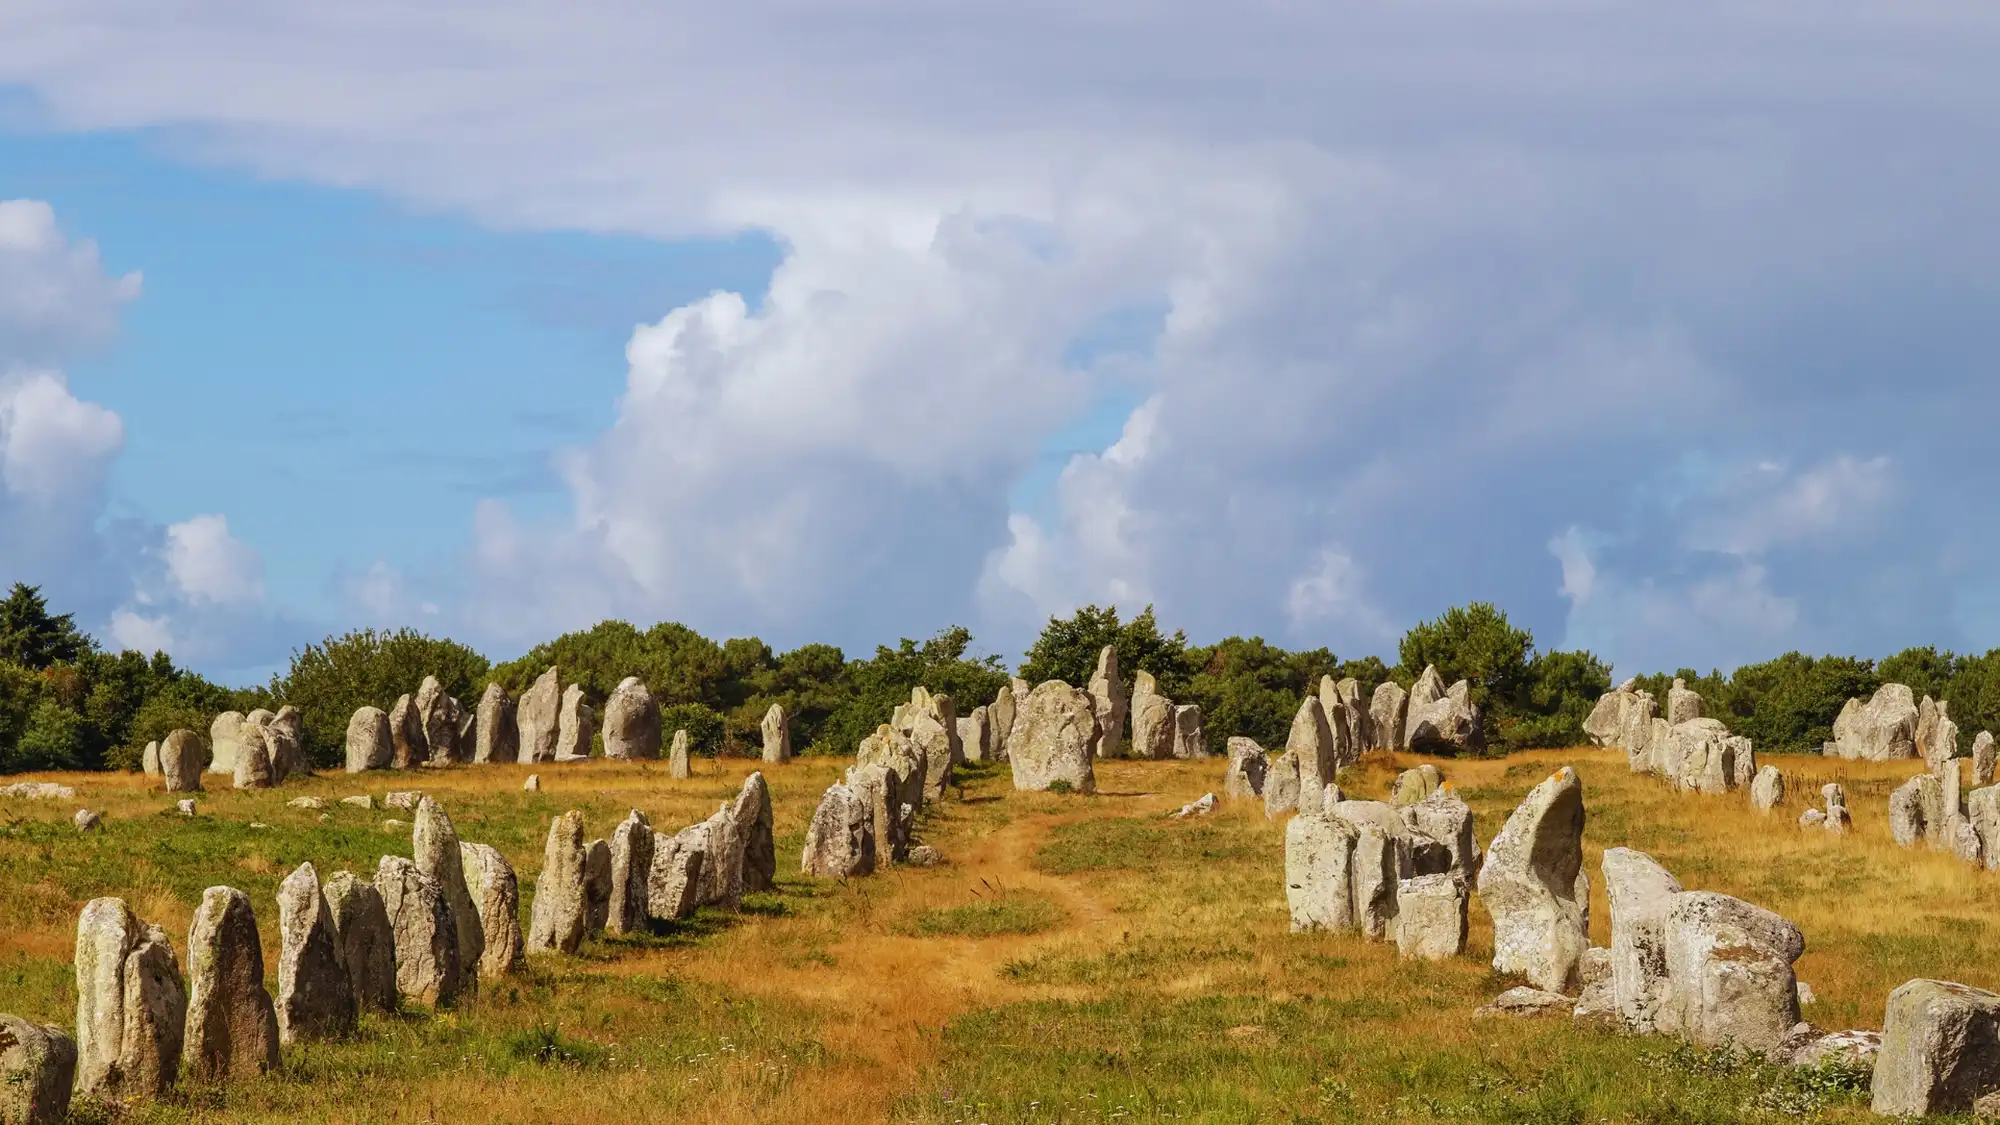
[{"left": 0, "top": 745, "right": 1980, "bottom": 1122}]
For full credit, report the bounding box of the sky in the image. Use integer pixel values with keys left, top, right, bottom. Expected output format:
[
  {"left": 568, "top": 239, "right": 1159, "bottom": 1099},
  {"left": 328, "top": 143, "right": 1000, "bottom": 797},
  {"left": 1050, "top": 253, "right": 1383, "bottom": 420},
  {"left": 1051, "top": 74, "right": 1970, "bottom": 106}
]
[{"left": 3, "top": 2, "right": 2000, "bottom": 686}]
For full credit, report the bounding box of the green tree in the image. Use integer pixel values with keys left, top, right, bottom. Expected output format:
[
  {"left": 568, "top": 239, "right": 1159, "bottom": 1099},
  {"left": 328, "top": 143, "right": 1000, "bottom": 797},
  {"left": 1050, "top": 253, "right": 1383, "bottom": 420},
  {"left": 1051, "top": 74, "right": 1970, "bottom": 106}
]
[
  {"left": 12, "top": 698, "right": 87, "bottom": 771},
  {"left": 272, "top": 628, "right": 489, "bottom": 767},
  {"left": 813, "top": 627, "right": 1009, "bottom": 757},
  {"left": 659, "top": 702, "right": 727, "bottom": 758},
  {"left": 1879, "top": 646, "right": 1956, "bottom": 705},
  {"left": 0, "top": 584, "right": 91, "bottom": 670},
  {"left": 1180, "top": 636, "right": 1340, "bottom": 750},
  {"left": 1021, "top": 605, "right": 1193, "bottom": 696},
  {"left": 1397, "top": 603, "right": 1534, "bottom": 716},
  {"left": 1505, "top": 649, "right": 1613, "bottom": 749},
  {"left": 1727, "top": 653, "right": 1877, "bottom": 755}
]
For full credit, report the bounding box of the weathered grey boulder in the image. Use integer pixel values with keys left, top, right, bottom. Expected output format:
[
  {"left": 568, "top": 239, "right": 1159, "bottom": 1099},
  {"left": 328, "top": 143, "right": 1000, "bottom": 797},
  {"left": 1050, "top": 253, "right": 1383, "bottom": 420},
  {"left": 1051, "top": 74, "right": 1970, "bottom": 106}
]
[
  {"left": 1404, "top": 787, "right": 1479, "bottom": 882},
  {"left": 1600, "top": 848, "right": 1682, "bottom": 1034},
  {"left": 989, "top": 683, "right": 1017, "bottom": 762},
  {"left": 159, "top": 729, "right": 206, "bottom": 792},
  {"left": 376, "top": 857, "right": 462, "bottom": 1007},
  {"left": 1918, "top": 695, "right": 1961, "bottom": 774},
  {"left": 413, "top": 798, "right": 482, "bottom": 993},
  {"left": 607, "top": 811, "right": 654, "bottom": 935},
  {"left": 1788, "top": 1028, "right": 1880, "bottom": 1070},
  {"left": 689, "top": 805, "right": 745, "bottom": 910},
  {"left": 957, "top": 705, "right": 991, "bottom": 763},
  {"left": 1287, "top": 696, "right": 1338, "bottom": 816},
  {"left": 1170, "top": 704, "right": 1207, "bottom": 759},
  {"left": 232, "top": 722, "right": 275, "bottom": 790},
  {"left": 1970, "top": 786, "right": 2000, "bottom": 871},
  {"left": 1404, "top": 666, "right": 1445, "bottom": 741},
  {"left": 647, "top": 831, "right": 707, "bottom": 921},
  {"left": 802, "top": 783, "right": 874, "bottom": 877},
  {"left": 413, "top": 676, "right": 459, "bottom": 766},
  {"left": 760, "top": 702, "right": 790, "bottom": 763},
  {"left": 517, "top": 667, "right": 562, "bottom": 764},
  {"left": 1583, "top": 689, "right": 1628, "bottom": 747},
  {"left": 894, "top": 686, "right": 958, "bottom": 799},
  {"left": 1396, "top": 873, "right": 1468, "bottom": 960},
  {"left": 1285, "top": 813, "right": 1361, "bottom": 932},
  {"left": 1087, "top": 646, "right": 1127, "bottom": 759},
  {"left": 846, "top": 763, "right": 910, "bottom": 864},
  {"left": 207, "top": 711, "right": 244, "bottom": 776},
  {"left": 1477, "top": 767, "right": 1588, "bottom": 993},
  {"left": 596, "top": 678, "right": 659, "bottom": 761},
  {"left": 1621, "top": 693, "right": 1663, "bottom": 771},
  {"left": 583, "top": 838, "right": 612, "bottom": 931},
  {"left": 73, "top": 808, "right": 101, "bottom": 832},
  {"left": 182, "top": 886, "right": 280, "bottom": 1081},
  {"left": 1750, "top": 765, "right": 1784, "bottom": 811},
  {"left": 1224, "top": 737, "right": 1267, "bottom": 798},
  {"left": 457, "top": 844, "right": 521, "bottom": 978},
  {"left": 733, "top": 771, "right": 775, "bottom": 893},
  {"left": 1658, "top": 891, "right": 1803, "bottom": 1055},
  {"left": 1476, "top": 986, "right": 1573, "bottom": 1018},
  {"left": 0, "top": 1015, "right": 74, "bottom": 1125},
  {"left": 142, "top": 740, "right": 160, "bottom": 777},
  {"left": 1406, "top": 671, "right": 1483, "bottom": 755},
  {"left": 387, "top": 693, "right": 421, "bottom": 769},
  {"left": 1130, "top": 671, "right": 1175, "bottom": 760},
  {"left": 858, "top": 723, "right": 928, "bottom": 822},
  {"left": 1829, "top": 683, "right": 1919, "bottom": 761},
  {"left": 322, "top": 872, "right": 396, "bottom": 1013},
  {"left": 267, "top": 705, "right": 307, "bottom": 780},
  {"left": 1976, "top": 731, "right": 1997, "bottom": 787},
  {"left": 274, "top": 862, "right": 355, "bottom": 1043},
  {"left": 1351, "top": 823, "right": 1401, "bottom": 940},
  {"left": 473, "top": 683, "right": 517, "bottom": 764},
  {"left": 669, "top": 729, "right": 692, "bottom": 779},
  {"left": 346, "top": 706, "right": 393, "bottom": 773},
  {"left": 73, "top": 898, "right": 185, "bottom": 1100},
  {"left": 555, "top": 684, "right": 595, "bottom": 761},
  {"left": 1667, "top": 678, "right": 1704, "bottom": 725},
  {"left": 1370, "top": 680, "right": 1409, "bottom": 752},
  {"left": 1391, "top": 765, "right": 1441, "bottom": 807},
  {"left": 1009, "top": 681, "right": 1098, "bottom": 794},
  {"left": 1332, "top": 677, "right": 1372, "bottom": 762},
  {"left": 1263, "top": 750, "right": 1301, "bottom": 818},
  {"left": 1871, "top": 978, "right": 2000, "bottom": 1116}
]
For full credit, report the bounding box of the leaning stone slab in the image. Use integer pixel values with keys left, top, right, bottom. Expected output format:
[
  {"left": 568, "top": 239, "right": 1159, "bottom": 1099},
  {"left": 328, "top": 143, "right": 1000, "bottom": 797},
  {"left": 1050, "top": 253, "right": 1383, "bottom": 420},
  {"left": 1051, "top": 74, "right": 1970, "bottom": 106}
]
[
  {"left": 413, "top": 797, "right": 483, "bottom": 995},
  {"left": 555, "top": 684, "right": 596, "bottom": 761},
  {"left": 0, "top": 1014, "right": 75, "bottom": 1125},
  {"left": 1871, "top": 978, "right": 2000, "bottom": 1116},
  {"left": 1476, "top": 767, "right": 1588, "bottom": 994},
  {"left": 1086, "top": 646, "right": 1126, "bottom": 759},
  {"left": 801, "top": 783, "right": 874, "bottom": 877},
  {"left": 182, "top": 886, "right": 280, "bottom": 1081},
  {"left": 1602, "top": 847, "right": 1683, "bottom": 1034},
  {"left": 376, "top": 857, "right": 463, "bottom": 1008},
  {"left": 274, "top": 862, "right": 356, "bottom": 1043},
  {"left": 733, "top": 772, "right": 776, "bottom": 893},
  {"left": 322, "top": 872, "right": 397, "bottom": 1013},
  {"left": 458, "top": 843, "right": 522, "bottom": 978},
  {"left": 607, "top": 811, "right": 655, "bottom": 936}
]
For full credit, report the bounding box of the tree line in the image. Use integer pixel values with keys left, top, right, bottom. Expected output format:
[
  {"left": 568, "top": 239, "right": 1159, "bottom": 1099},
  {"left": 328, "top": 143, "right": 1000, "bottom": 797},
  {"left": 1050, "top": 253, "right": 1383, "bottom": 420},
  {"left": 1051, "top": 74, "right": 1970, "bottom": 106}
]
[{"left": 2, "top": 578, "right": 1989, "bottom": 773}]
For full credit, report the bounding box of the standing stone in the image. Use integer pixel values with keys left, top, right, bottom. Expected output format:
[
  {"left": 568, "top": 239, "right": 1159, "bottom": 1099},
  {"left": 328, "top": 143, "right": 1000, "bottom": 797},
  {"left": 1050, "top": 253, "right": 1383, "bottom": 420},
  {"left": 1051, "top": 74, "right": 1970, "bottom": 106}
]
[
  {"left": 1169, "top": 704, "right": 1206, "bottom": 759},
  {"left": 760, "top": 702, "right": 791, "bottom": 764},
  {"left": 555, "top": 684, "right": 595, "bottom": 761},
  {"left": 895, "top": 687, "right": 957, "bottom": 800},
  {"left": 322, "top": 872, "right": 397, "bottom": 1014},
  {"left": 1086, "top": 646, "right": 1127, "bottom": 759},
  {"left": 669, "top": 729, "right": 692, "bottom": 779},
  {"left": 1602, "top": 848, "right": 1684, "bottom": 1033},
  {"left": 1918, "top": 695, "right": 1959, "bottom": 773},
  {"left": 1264, "top": 751, "right": 1302, "bottom": 818},
  {"left": 1477, "top": 767, "right": 1589, "bottom": 994},
  {"left": 602, "top": 678, "right": 661, "bottom": 760},
  {"left": 1286, "top": 696, "right": 1338, "bottom": 816},
  {"left": 1749, "top": 765, "right": 1784, "bottom": 811},
  {"left": 1352, "top": 823, "right": 1401, "bottom": 940},
  {"left": 181, "top": 887, "right": 280, "bottom": 1081},
  {"left": 1285, "top": 814, "right": 1360, "bottom": 932},
  {"left": 1370, "top": 681, "right": 1409, "bottom": 752},
  {"left": 274, "top": 863, "right": 356, "bottom": 1043},
  {"left": 1971, "top": 786, "right": 2000, "bottom": 871},
  {"left": 1406, "top": 674, "right": 1484, "bottom": 756},
  {"left": 0, "top": 1014, "right": 74, "bottom": 1125},
  {"left": 1396, "top": 874, "right": 1468, "bottom": 960},
  {"left": 141, "top": 740, "right": 160, "bottom": 777},
  {"left": 1871, "top": 978, "right": 2000, "bottom": 1116},
  {"left": 473, "top": 683, "right": 518, "bottom": 764},
  {"left": 846, "top": 763, "right": 908, "bottom": 864},
  {"left": 606, "top": 812, "right": 655, "bottom": 936},
  {"left": 232, "top": 724, "right": 274, "bottom": 790},
  {"left": 1404, "top": 787, "right": 1480, "bottom": 883},
  {"left": 858, "top": 724, "right": 929, "bottom": 827},
  {"left": 733, "top": 772, "right": 776, "bottom": 893},
  {"left": 457, "top": 707, "right": 476, "bottom": 760},
  {"left": 1330, "top": 677, "right": 1371, "bottom": 760},
  {"left": 458, "top": 844, "right": 522, "bottom": 978},
  {"left": 1583, "top": 689, "right": 1629, "bottom": 747},
  {"left": 375, "top": 857, "right": 462, "bottom": 1007},
  {"left": 1975, "top": 731, "right": 1998, "bottom": 788},
  {"left": 159, "top": 729, "right": 206, "bottom": 792},
  {"left": 647, "top": 832, "right": 707, "bottom": 922},
  {"left": 1891, "top": 774, "right": 1945, "bottom": 848},
  {"left": 413, "top": 676, "right": 458, "bottom": 766},
  {"left": 1391, "top": 765, "right": 1442, "bottom": 807},
  {"left": 388, "top": 693, "right": 422, "bottom": 769},
  {"left": 345, "top": 707, "right": 393, "bottom": 774},
  {"left": 413, "top": 798, "right": 483, "bottom": 994},
  {"left": 1224, "top": 738, "right": 1268, "bottom": 798},
  {"left": 689, "top": 804, "right": 745, "bottom": 910},
  {"left": 1009, "top": 681, "right": 1098, "bottom": 794},
  {"left": 1130, "top": 671, "right": 1175, "bottom": 760},
  {"left": 208, "top": 711, "right": 244, "bottom": 776},
  {"left": 267, "top": 705, "right": 306, "bottom": 780},
  {"left": 1667, "top": 678, "right": 1704, "bottom": 725},
  {"left": 74, "top": 898, "right": 186, "bottom": 1100},
  {"left": 989, "top": 683, "right": 1017, "bottom": 762},
  {"left": 517, "top": 667, "right": 562, "bottom": 764},
  {"left": 802, "top": 783, "right": 874, "bottom": 877},
  {"left": 958, "top": 706, "right": 991, "bottom": 763},
  {"left": 1659, "top": 891, "right": 1803, "bottom": 1054},
  {"left": 1829, "top": 683, "right": 1919, "bottom": 760},
  {"left": 582, "top": 839, "right": 613, "bottom": 932}
]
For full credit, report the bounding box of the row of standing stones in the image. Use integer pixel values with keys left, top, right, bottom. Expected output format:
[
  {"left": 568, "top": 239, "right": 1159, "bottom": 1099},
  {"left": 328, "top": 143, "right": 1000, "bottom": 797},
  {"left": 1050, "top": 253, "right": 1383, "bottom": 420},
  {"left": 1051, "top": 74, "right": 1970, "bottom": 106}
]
[{"left": 1, "top": 775, "right": 778, "bottom": 1124}]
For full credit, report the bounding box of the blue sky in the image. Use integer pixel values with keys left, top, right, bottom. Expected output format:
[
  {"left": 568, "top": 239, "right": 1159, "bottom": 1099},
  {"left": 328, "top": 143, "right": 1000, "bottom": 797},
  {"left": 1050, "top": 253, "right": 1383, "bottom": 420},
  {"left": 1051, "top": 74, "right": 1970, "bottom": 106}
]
[{"left": 4, "top": 4, "right": 2000, "bottom": 685}]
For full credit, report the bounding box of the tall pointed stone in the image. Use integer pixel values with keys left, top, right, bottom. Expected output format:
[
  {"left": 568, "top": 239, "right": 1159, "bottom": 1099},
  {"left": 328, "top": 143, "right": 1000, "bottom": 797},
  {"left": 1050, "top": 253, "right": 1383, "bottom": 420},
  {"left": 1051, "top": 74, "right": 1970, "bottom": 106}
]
[
  {"left": 606, "top": 812, "right": 655, "bottom": 936},
  {"left": 322, "top": 872, "right": 397, "bottom": 1014},
  {"left": 669, "top": 729, "right": 692, "bottom": 778},
  {"left": 473, "top": 682, "right": 518, "bottom": 764},
  {"left": 1286, "top": 696, "right": 1337, "bottom": 816},
  {"left": 1130, "top": 671, "right": 1175, "bottom": 760},
  {"left": 74, "top": 898, "right": 185, "bottom": 1100},
  {"left": 555, "top": 684, "right": 595, "bottom": 761},
  {"left": 760, "top": 703, "right": 791, "bottom": 763},
  {"left": 1087, "top": 646, "right": 1126, "bottom": 758},
  {"left": 458, "top": 843, "right": 523, "bottom": 978},
  {"left": 414, "top": 676, "right": 459, "bottom": 766},
  {"left": 0, "top": 1014, "right": 75, "bottom": 1125},
  {"left": 734, "top": 771, "right": 776, "bottom": 894},
  {"left": 413, "top": 798, "right": 483, "bottom": 995},
  {"left": 274, "top": 863, "right": 355, "bottom": 1043},
  {"left": 1476, "top": 767, "right": 1589, "bottom": 993},
  {"left": 388, "top": 693, "right": 422, "bottom": 769},
  {"left": 526, "top": 811, "right": 589, "bottom": 955},
  {"left": 1370, "top": 681, "right": 1408, "bottom": 752},
  {"left": 375, "top": 857, "right": 462, "bottom": 1008},
  {"left": 517, "top": 667, "right": 562, "bottom": 764},
  {"left": 182, "top": 887, "right": 280, "bottom": 1081}
]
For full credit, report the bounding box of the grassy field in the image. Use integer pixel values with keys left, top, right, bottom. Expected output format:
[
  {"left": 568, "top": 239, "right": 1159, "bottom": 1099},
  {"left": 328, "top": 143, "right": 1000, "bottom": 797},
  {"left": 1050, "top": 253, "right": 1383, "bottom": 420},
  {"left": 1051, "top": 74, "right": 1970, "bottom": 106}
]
[{"left": 0, "top": 746, "right": 1990, "bottom": 1123}]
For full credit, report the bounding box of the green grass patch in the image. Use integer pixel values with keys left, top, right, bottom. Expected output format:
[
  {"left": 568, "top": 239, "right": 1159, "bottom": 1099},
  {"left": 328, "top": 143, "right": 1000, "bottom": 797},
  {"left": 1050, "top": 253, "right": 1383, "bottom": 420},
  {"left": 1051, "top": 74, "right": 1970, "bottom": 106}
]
[
  {"left": 1033, "top": 816, "right": 1256, "bottom": 875},
  {"left": 902, "top": 894, "right": 1066, "bottom": 938}
]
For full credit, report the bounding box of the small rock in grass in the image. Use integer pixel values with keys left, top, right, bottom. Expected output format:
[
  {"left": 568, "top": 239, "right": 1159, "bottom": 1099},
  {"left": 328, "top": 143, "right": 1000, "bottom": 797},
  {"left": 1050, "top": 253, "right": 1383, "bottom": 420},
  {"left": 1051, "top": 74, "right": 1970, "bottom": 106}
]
[
  {"left": 381, "top": 819, "right": 407, "bottom": 832},
  {"left": 385, "top": 791, "right": 421, "bottom": 811},
  {"left": 73, "top": 809, "right": 101, "bottom": 832},
  {"left": 176, "top": 799, "right": 197, "bottom": 816},
  {"left": 287, "top": 797, "right": 327, "bottom": 811},
  {"left": 523, "top": 775, "right": 541, "bottom": 792},
  {"left": 906, "top": 844, "right": 944, "bottom": 867},
  {"left": 339, "top": 795, "right": 373, "bottom": 809},
  {"left": 1170, "top": 792, "right": 1217, "bottom": 819},
  {"left": 1475, "top": 986, "right": 1572, "bottom": 1018}
]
